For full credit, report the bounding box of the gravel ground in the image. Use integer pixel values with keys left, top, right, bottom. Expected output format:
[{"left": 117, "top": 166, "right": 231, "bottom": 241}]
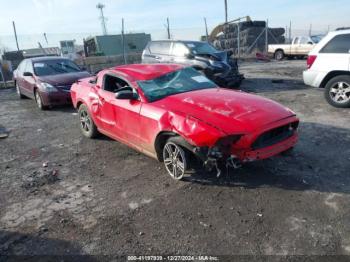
[{"left": 0, "top": 60, "right": 350, "bottom": 259}]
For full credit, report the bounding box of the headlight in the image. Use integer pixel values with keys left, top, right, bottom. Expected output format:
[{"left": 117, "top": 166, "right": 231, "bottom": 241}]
[
  {"left": 209, "top": 60, "right": 224, "bottom": 68},
  {"left": 40, "top": 82, "right": 58, "bottom": 92}
]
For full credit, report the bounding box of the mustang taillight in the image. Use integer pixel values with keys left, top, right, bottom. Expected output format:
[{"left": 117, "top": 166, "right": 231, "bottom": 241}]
[{"left": 307, "top": 55, "right": 317, "bottom": 69}]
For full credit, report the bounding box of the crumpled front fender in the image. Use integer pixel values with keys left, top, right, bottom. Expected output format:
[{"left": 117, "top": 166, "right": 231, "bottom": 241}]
[{"left": 160, "top": 111, "right": 227, "bottom": 147}]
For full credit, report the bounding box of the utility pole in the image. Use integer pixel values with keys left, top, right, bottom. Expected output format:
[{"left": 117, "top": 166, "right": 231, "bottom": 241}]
[
  {"left": 309, "top": 24, "right": 312, "bottom": 36},
  {"left": 43, "top": 33, "right": 48, "bottom": 45},
  {"left": 289, "top": 21, "right": 292, "bottom": 43},
  {"left": 12, "top": 21, "right": 20, "bottom": 51},
  {"left": 204, "top": 17, "right": 209, "bottom": 42},
  {"left": 265, "top": 19, "right": 269, "bottom": 54},
  {"left": 224, "top": 0, "right": 228, "bottom": 23},
  {"left": 122, "top": 18, "right": 127, "bottom": 64},
  {"left": 165, "top": 18, "right": 171, "bottom": 40},
  {"left": 96, "top": 3, "right": 108, "bottom": 35}
]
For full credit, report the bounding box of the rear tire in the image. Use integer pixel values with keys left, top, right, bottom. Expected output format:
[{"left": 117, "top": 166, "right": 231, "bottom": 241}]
[
  {"left": 16, "top": 82, "right": 25, "bottom": 99},
  {"left": 274, "top": 50, "right": 284, "bottom": 61},
  {"left": 78, "top": 104, "right": 99, "bottom": 138},
  {"left": 324, "top": 75, "right": 350, "bottom": 108}
]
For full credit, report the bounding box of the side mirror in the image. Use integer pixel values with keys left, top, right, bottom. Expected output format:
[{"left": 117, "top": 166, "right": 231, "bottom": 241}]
[
  {"left": 186, "top": 53, "right": 195, "bottom": 59},
  {"left": 115, "top": 90, "right": 138, "bottom": 100},
  {"left": 23, "top": 72, "right": 33, "bottom": 77}
]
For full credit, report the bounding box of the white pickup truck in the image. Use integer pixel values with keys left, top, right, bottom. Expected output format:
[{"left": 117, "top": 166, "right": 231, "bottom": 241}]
[{"left": 269, "top": 35, "right": 323, "bottom": 60}]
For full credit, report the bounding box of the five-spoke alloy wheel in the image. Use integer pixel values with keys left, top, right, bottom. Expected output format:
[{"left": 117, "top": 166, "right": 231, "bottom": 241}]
[
  {"left": 163, "top": 141, "right": 187, "bottom": 180},
  {"left": 325, "top": 75, "right": 350, "bottom": 108}
]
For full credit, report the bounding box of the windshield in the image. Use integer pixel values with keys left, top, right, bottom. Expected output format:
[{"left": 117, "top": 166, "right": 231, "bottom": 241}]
[
  {"left": 311, "top": 35, "right": 324, "bottom": 44},
  {"left": 138, "top": 67, "right": 217, "bottom": 102},
  {"left": 34, "top": 59, "right": 82, "bottom": 76},
  {"left": 185, "top": 42, "right": 218, "bottom": 55}
]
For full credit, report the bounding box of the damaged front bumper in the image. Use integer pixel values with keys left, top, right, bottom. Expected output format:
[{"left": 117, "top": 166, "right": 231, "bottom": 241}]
[{"left": 191, "top": 131, "right": 298, "bottom": 177}]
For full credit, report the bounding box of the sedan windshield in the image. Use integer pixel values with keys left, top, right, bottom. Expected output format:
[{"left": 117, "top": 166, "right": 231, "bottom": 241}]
[
  {"left": 185, "top": 42, "right": 218, "bottom": 55},
  {"left": 34, "top": 59, "right": 82, "bottom": 76},
  {"left": 138, "top": 67, "right": 217, "bottom": 102}
]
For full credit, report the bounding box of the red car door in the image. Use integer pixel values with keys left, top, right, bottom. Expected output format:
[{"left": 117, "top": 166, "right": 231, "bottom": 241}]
[{"left": 97, "top": 74, "right": 142, "bottom": 149}]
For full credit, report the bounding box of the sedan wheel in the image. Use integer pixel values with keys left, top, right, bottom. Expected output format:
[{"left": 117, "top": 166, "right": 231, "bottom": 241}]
[
  {"left": 325, "top": 76, "right": 350, "bottom": 108},
  {"left": 163, "top": 141, "right": 187, "bottom": 180},
  {"left": 35, "top": 90, "right": 47, "bottom": 110},
  {"left": 16, "top": 83, "right": 25, "bottom": 99}
]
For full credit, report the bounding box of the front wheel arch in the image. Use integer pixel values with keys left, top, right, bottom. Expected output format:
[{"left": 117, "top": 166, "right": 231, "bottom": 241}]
[{"left": 154, "top": 132, "right": 196, "bottom": 162}]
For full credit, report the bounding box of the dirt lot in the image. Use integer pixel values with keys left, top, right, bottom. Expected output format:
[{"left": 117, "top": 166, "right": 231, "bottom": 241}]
[{"left": 1, "top": 60, "right": 350, "bottom": 258}]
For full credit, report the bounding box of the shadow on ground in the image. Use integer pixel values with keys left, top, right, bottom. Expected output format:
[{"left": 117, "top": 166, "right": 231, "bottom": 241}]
[
  {"left": 0, "top": 231, "right": 99, "bottom": 261},
  {"left": 241, "top": 78, "right": 309, "bottom": 93}
]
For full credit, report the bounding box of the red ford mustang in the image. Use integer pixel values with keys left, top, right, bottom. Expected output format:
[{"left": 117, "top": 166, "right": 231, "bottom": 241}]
[{"left": 71, "top": 64, "right": 299, "bottom": 180}]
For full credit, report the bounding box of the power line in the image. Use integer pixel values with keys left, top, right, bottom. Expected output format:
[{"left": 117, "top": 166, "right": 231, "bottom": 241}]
[{"left": 96, "top": 3, "right": 108, "bottom": 35}]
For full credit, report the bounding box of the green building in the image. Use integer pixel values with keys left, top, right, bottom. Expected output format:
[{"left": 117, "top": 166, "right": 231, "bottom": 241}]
[{"left": 85, "top": 33, "right": 151, "bottom": 56}]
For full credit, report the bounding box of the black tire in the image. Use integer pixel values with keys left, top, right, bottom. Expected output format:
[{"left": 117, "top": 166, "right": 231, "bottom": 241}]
[
  {"left": 78, "top": 104, "right": 99, "bottom": 138},
  {"left": 162, "top": 137, "right": 189, "bottom": 180},
  {"left": 324, "top": 75, "right": 350, "bottom": 108},
  {"left": 16, "top": 82, "right": 25, "bottom": 99},
  {"left": 34, "top": 90, "right": 48, "bottom": 110},
  {"left": 274, "top": 50, "right": 284, "bottom": 61}
]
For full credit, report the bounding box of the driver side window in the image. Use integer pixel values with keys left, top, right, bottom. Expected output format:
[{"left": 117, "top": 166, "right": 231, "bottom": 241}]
[{"left": 103, "top": 75, "right": 129, "bottom": 93}]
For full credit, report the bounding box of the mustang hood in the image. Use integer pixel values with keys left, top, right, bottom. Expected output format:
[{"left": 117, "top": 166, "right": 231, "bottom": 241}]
[{"left": 154, "top": 88, "right": 295, "bottom": 134}]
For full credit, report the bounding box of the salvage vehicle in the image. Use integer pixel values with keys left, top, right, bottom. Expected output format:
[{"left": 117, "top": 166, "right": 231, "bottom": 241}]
[
  {"left": 142, "top": 40, "right": 244, "bottom": 88},
  {"left": 269, "top": 35, "right": 323, "bottom": 60},
  {"left": 71, "top": 64, "right": 299, "bottom": 180},
  {"left": 13, "top": 57, "right": 90, "bottom": 110},
  {"left": 303, "top": 29, "right": 350, "bottom": 108}
]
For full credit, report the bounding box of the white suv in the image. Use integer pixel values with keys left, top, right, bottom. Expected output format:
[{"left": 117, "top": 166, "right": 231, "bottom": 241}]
[{"left": 303, "top": 29, "right": 350, "bottom": 108}]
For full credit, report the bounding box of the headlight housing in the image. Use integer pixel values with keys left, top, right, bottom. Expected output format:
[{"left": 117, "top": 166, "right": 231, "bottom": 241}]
[
  {"left": 40, "top": 82, "right": 58, "bottom": 92},
  {"left": 209, "top": 60, "right": 224, "bottom": 68}
]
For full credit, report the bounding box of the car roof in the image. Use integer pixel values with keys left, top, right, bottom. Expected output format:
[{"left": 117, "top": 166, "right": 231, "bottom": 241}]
[
  {"left": 111, "top": 64, "right": 185, "bottom": 81},
  {"left": 149, "top": 40, "right": 207, "bottom": 44},
  {"left": 328, "top": 29, "right": 350, "bottom": 36},
  {"left": 28, "top": 56, "right": 69, "bottom": 63}
]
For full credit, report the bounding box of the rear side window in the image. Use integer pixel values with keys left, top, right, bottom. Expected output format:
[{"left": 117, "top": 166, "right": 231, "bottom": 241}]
[
  {"left": 149, "top": 42, "right": 171, "bottom": 55},
  {"left": 171, "top": 43, "right": 190, "bottom": 57},
  {"left": 25, "top": 61, "right": 34, "bottom": 73},
  {"left": 320, "top": 34, "right": 350, "bottom": 53}
]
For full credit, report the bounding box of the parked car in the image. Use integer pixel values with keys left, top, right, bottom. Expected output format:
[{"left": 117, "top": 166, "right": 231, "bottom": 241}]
[
  {"left": 13, "top": 56, "right": 91, "bottom": 110},
  {"left": 141, "top": 40, "right": 244, "bottom": 88},
  {"left": 269, "top": 35, "right": 323, "bottom": 60},
  {"left": 71, "top": 64, "right": 299, "bottom": 180},
  {"left": 303, "top": 29, "right": 350, "bottom": 108}
]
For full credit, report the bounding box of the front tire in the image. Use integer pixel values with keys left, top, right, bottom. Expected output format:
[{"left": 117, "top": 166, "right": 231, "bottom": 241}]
[
  {"left": 274, "top": 50, "right": 284, "bottom": 61},
  {"left": 163, "top": 139, "right": 188, "bottom": 180},
  {"left": 324, "top": 75, "right": 350, "bottom": 108},
  {"left": 34, "top": 90, "right": 48, "bottom": 110},
  {"left": 78, "top": 104, "right": 99, "bottom": 138}
]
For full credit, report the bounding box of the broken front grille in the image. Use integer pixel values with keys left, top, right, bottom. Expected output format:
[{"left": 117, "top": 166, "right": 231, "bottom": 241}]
[{"left": 251, "top": 122, "right": 298, "bottom": 150}]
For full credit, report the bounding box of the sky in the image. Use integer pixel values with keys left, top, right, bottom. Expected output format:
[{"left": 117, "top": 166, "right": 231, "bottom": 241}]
[{"left": 0, "top": 0, "right": 349, "bottom": 50}]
